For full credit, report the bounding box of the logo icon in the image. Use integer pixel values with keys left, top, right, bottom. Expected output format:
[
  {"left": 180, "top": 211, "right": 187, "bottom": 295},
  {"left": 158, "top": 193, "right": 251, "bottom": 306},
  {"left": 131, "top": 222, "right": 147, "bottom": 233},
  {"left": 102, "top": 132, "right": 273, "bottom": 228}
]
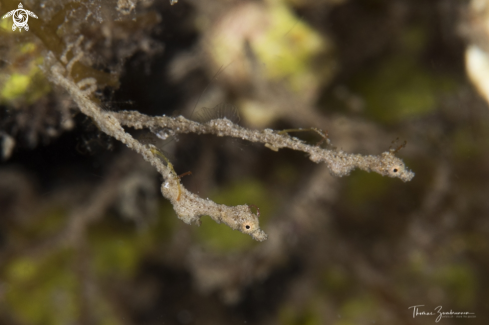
[{"left": 2, "top": 3, "right": 38, "bottom": 32}]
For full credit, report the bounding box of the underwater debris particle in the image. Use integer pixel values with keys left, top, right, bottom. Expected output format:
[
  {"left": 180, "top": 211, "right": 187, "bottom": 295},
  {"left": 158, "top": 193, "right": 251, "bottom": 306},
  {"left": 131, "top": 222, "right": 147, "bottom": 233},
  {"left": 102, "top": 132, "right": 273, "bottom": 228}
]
[{"left": 150, "top": 126, "right": 176, "bottom": 140}]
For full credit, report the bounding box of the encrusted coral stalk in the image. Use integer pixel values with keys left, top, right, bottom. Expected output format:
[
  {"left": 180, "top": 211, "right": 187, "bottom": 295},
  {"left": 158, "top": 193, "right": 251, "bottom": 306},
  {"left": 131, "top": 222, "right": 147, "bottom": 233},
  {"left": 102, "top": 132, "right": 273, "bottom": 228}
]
[
  {"left": 49, "top": 60, "right": 267, "bottom": 241},
  {"left": 114, "top": 111, "right": 415, "bottom": 182},
  {"left": 48, "top": 48, "right": 414, "bottom": 242}
]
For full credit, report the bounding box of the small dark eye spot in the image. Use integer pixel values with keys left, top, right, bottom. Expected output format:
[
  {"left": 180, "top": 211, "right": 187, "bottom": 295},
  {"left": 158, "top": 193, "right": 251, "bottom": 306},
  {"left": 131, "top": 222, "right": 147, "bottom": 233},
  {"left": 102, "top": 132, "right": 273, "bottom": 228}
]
[
  {"left": 393, "top": 168, "right": 398, "bottom": 173},
  {"left": 245, "top": 225, "right": 250, "bottom": 229}
]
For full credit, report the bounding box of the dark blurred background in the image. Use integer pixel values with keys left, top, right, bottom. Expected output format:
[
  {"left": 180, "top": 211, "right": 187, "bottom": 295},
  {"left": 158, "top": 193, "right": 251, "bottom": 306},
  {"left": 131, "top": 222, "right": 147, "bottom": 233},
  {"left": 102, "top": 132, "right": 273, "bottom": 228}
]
[{"left": 1, "top": 0, "right": 488, "bottom": 324}]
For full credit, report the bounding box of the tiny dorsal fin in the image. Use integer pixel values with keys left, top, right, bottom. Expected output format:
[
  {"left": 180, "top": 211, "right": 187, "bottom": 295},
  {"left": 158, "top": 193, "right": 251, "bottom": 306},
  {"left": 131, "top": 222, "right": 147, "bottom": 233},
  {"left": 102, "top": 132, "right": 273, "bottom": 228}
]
[{"left": 194, "top": 103, "right": 240, "bottom": 124}]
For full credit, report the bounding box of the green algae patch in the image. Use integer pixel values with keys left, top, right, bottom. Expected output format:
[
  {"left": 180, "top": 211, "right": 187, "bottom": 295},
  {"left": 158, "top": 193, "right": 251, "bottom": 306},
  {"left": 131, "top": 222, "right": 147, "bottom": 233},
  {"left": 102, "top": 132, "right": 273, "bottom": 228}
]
[
  {"left": 279, "top": 305, "right": 323, "bottom": 325},
  {"left": 350, "top": 24, "right": 456, "bottom": 124},
  {"left": 0, "top": 44, "right": 51, "bottom": 106},
  {"left": 207, "top": 0, "right": 335, "bottom": 98},
  {"left": 336, "top": 295, "right": 380, "bottom": 325},
  {"left": 5, "top": 257, "right": 38, "bottom": 283},
  {"left": 434, "top": 264, "right": 476, "bottom": 307},
  {"left": 4, "top": 250, "right": 79, "bottom": 325},
  {"left": 253, "top": 1, "right": 334, "bottom": 94},
  {"left": 352, "top": 55, "right": 455, "bottom": 124},
  {"left": 88, "top": 226, "right": 143, "bottom": 279},
  {"left": 1, "top": 73, "right": 31, "bottom": 100}
]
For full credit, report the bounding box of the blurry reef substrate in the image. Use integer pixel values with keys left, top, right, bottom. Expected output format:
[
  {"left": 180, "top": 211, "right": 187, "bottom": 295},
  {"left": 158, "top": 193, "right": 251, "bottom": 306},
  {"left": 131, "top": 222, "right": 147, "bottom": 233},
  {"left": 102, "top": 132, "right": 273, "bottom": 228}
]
[{"left": 1, "top": 0, "right": 489, "bottom": 325}]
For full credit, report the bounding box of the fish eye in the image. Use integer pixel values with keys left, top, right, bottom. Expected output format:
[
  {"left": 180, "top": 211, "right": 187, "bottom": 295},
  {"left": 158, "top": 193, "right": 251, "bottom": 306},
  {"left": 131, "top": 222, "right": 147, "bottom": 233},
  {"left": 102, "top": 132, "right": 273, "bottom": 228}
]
[
  {"left": 389, "top": 164, "right": 403, "bottom": 176},
  {"left": 242, "top": 223, "right": 256, "bottom": 232}
]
